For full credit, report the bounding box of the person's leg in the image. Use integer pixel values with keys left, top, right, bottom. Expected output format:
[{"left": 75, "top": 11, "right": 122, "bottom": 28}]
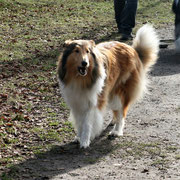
[
  {"left": 175, "top": 16, "right": 180, "bottom": 39},
  {"left": 114, "top": 0, "right": 126, "bottom": 32},
  {"left": 174, "top": 1, "right": 180, "bottom": 39},
  {"left": 120, "top": 0, "right": 138, "bottom": 36}
]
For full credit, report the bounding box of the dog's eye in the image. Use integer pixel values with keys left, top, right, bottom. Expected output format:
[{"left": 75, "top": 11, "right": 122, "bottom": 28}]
[
  {"left": 75, "top": 49, "right": 79, "bottom": 53},
  {"left": 86, "top": 50, "right": 90, "bottom": 53}
]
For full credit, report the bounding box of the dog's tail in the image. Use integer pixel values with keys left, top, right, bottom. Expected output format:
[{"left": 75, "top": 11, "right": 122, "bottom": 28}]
[{"left": 132, "top": 24, "right": 159, "bottom": 72}]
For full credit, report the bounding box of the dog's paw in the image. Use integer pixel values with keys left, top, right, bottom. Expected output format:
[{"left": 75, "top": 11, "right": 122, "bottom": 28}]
[
  {"left": 74, "top": 136, "right": 80, "bottom": 143},
  {"left": 109, "top": 121, "right": 115, "bottom": 127},
  {"left": 109, "top": 130, "right": 123, "bottom": 137},
  {"left": 80, "top": 140, "right": 90, "bottom": 149},
  {"left": 73, "top": 136, "right": 80, "bottom": 144}
]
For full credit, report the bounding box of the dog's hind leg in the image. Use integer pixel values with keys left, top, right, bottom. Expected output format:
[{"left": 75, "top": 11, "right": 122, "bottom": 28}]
[
  {"left": 109, "top": 110, "right": 124, "bottom": 136},
  {"left": 110, "top": 111, "right": 119, "bottom": 126},
  {"left": 109, "top": 106, "right": 129, "bottom": 136}
]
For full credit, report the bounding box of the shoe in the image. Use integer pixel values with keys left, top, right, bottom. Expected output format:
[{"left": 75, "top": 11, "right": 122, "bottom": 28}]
[{"left": 120, "top": 33, "right": 133, "bottom": 41}]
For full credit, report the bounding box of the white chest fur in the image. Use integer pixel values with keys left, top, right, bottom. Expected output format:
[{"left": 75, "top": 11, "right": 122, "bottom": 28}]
[{"left": 59, "top": 63, "right": 106, "bottom": 113}]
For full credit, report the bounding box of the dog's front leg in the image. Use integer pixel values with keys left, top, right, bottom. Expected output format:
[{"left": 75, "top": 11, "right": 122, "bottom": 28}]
[{"left": 79, "top": 114, "right": 92, "bottom": 148}]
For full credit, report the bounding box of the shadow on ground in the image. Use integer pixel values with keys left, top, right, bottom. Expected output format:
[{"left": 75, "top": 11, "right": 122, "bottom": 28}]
[
  {"left": 151, "top": 48, "right": 180, "bottom": 77},
  {"left": 1, "top": 124, "right": 123, "bottom": 180}
]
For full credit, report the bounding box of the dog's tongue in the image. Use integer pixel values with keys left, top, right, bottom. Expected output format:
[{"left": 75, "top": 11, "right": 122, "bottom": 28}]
[{"left": 78, "top": 67, "right": 87, "bottom": 76}]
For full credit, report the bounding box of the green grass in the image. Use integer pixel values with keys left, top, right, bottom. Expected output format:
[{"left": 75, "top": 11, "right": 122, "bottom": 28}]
[
  {"left": 0, "top": 0, "right": 114, "bottom": 61},
  {"left": 83, "top": 157, "right": 99, "bottom": 164},
  {"left": 137, "top": 0, "right": 173, "bottom": 27},
  {"left": 59, "top": 101, "right": 68, "bottom": 109},
  {"left": 175, "top": 154, "right": 180, "bottom": 160},
  {"left": 175, "top": 106, "right": 180, "bottom": 112}
]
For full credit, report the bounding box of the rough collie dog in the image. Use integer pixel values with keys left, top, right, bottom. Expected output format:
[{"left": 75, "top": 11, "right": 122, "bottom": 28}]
[{"left": 57, "top": 24, "right": 159, "bottom": 148}]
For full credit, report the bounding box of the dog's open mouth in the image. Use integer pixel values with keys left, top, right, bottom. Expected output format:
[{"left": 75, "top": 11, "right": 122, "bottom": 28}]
[{"left": 78, "top": 67, "right": 87, "bottom": 76}]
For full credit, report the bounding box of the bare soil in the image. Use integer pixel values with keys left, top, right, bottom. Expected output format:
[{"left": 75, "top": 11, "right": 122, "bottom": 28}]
[{"left": 2, "top": 27, "right": 180, "bottom": 180}]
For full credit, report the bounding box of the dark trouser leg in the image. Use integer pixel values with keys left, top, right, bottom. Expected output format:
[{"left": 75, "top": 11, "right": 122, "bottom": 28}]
[
  {"left": 175, "top": 14, "right": 180, "bottom": 39},
  {"left": 172, "top": 0, "right": 180, "bottom": 39},
  {"left": 114, "top": 0, "right": 126, "bottom": 32},
  {"left": 120, "top": 0, "right": 138, "bottom": 35},
  {"left": 175, "top": 23, "right": 180, "bottom": 40}
]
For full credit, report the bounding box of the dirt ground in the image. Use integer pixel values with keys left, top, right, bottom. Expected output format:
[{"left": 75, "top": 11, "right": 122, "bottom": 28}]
[{"left": 4, "top": 27, "right": 180, "bottom": 180}]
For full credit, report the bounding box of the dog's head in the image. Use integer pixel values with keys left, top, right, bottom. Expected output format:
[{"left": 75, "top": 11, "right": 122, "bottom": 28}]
[
  {"left": 58, "top": 39, "right": 99, "bottom": 86},
  {"left": 64, "top": 39, "right": 95, "bottom": 76}
]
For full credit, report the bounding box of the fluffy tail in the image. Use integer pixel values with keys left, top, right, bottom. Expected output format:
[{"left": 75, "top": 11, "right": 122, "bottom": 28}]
[{"left": 132, "top": 24, "right": 159, "bottom": 72}]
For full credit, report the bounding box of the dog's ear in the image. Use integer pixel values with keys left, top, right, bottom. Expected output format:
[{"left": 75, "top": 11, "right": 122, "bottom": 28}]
[
  {"left": 90, "top": 40, "right": 95, "bottom": 47},
  {"left": 63, "top": 39, "right": 73, "bottom": 47}
]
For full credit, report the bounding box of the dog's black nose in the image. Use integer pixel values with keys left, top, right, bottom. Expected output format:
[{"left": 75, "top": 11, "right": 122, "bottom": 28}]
[{"left": 81, "top": 61, "right": 87, "bottom": 67}]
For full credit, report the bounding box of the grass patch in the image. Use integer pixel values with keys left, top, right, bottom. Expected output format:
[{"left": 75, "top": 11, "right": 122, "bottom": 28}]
[
  {"left": 58, "top": 121, "right": 74, "bottom": 134},
  {"left": 137, "top": 0, "right": 173, "bottom": 27},
  {"left": 175, "top": 154, "right": 180, "bottom": 160},
  {"left": 59, "top": 101, "right": 68, "bottom": 109},
  {"left": 151, "top": 159, "right": 169, "bottom": 167},
  {"left": 108, "top": 140, "right": 174, "bottom": 163},
  {"left": 48, "top": 121, "right": 59, "bottom": 127},
  {"left": 0, "top": 0, "right": 114, "bottom": 61},
  {"left": 175, "top": 106, "right": 180, "bottom": 112},
  {"left": 83, "top": 157, "right": 99, "bottom": 164},
  {"left": 166, "top": 145, "right": 178, "bottom": 152},
  {"left": 1, "top": 166, "right": 20, "bottom": 180},
  {"left": 32, "top": 128, "right": 62, "bottom": 142}
]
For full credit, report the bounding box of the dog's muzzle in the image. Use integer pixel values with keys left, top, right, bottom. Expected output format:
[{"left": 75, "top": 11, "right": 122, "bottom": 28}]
[
  {"left": 78, "top": 66, "right": 87, "bottom": 76},
  {"left": 78, "top": 60, "right": 88, "bottom": 76}
]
